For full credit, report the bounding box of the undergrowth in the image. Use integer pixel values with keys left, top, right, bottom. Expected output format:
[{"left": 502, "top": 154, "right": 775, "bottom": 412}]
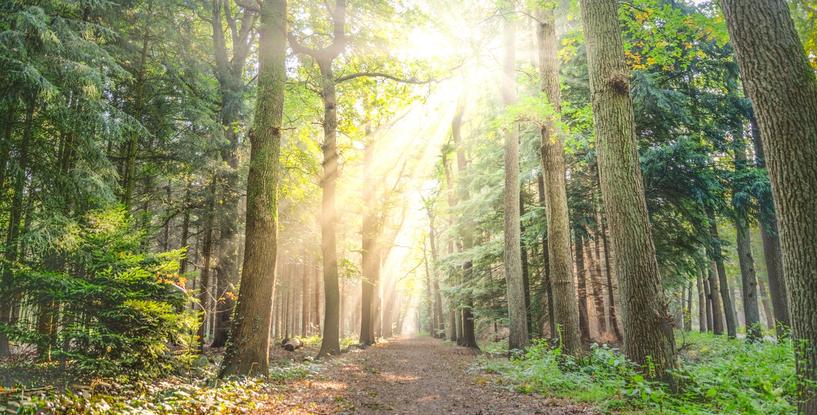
[{"left": 478, "top": 331, "right": 796, "bottom": 414}]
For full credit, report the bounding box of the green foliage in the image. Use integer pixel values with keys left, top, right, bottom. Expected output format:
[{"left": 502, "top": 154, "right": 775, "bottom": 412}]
[
  {"left": 4, "top": 208, "right": 197, "bottom": 379},
  {"left": 479, "top": 332, "right": 796, "bottom": 414},
  {"left": 1, "top": 377, "right": 269, "bottom": 414}
]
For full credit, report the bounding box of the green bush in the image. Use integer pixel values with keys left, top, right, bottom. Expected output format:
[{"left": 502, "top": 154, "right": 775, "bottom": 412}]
[
  {"left": 479, "top": 332, "right": 796, "bottom": 414},
  {"left": 3, "top": 208, "right": 197, "bottom": 379}
]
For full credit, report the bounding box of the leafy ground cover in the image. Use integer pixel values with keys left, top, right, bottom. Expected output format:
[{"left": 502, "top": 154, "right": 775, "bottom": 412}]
[{"left": 477, "top": 332, "right": 796, "bottom": 414}]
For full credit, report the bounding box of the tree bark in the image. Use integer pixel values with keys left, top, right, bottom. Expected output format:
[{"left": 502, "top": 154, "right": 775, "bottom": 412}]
[
  {"left": 574, "top": 233, "right": 591, "bottom": 341},
  {"left": 536, "top": 4, "right": 582, "bottom": 355},
  {"left": 0, "top": 98, "right": 35, "bottom": 356},
  {"left": 707, "top": 210, "right": 738, "bottom": 338},
  {"left": 707, "top": 262, "right": 724, "bottom": 334},
  {"left": 219, "top": 0, "right": 285, "bottom": 376},
  {"left": 749, "top": 113, "right": 789, "bottom": 335},
  {"left": 501, "top": 13, "right": 529, "bottom": 350},
  {"left": 536, "top": 173, "right": 555, "bottom": 337},
  {"left": 732, "top": 137, "right": 761, "bottom": 341},
  {"left": 360, "top": 140, "right": 378, "bottom": 346},
  {"left": 721, "top": 1, "right": 817, "bottom": 408},
  {"left": 600, "top": 213, "right": 622, "bottom": 341},
  {"left": 697, "top": 274, "right": 707, "bottom": 332},
  {"left": 588, "top": 231, "right": 608, "bottom": 334},
  {"left": 580, "top": 0, "right": 676, "bottom": 379}
]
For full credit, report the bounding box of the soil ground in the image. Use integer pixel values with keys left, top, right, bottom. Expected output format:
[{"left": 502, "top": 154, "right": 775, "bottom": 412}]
[{"left": 261, "top": 336, "right": 596, "bottom": 414}]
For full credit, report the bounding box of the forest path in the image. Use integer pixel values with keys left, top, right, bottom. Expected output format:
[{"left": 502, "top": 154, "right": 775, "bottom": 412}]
[{"left": 260, "top": 336, "right": 595, "bottom": 414}]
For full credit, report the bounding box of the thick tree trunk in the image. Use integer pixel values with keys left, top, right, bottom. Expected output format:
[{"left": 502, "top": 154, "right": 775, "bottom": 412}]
[
  {"left": 749, "top": 114, "right": 789, "bottom": 335},
  {"left": 580, "top": 0, "right": 676, "bottom": 379},
  {"left": 733, "top": 138, "right": 761, "bottom": 341},
  {"left": 721, "top": 1, "right": 817, "bottom": 409},
  {"left": 536, "top": 5, "right": 582, "bottom": 355},
  {"left": 501, "top": 14, "right": 529, "bottom": 350},
  {"left": 219, "top": 0, "right": 285, "bottom": 376},
  {"left": 707, "top": 211, "right": 738, "bottom": 338}
]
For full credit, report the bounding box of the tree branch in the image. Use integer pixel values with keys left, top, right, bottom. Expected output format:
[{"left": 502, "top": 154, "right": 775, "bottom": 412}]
[{"left": 335, "top": 71, "right": 434, "bottom": 84}]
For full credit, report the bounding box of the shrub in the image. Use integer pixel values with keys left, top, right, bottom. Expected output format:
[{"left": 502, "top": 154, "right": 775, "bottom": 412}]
[
  {"left": 479, "top": 332, "right": 796, "bottom": 414},
  {"left": 3, "top": 208, "right": 197, "bottom": 379}
]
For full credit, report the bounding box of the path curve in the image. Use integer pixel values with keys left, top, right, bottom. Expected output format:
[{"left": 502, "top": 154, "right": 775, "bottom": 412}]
[{"left": 261, "top": 336, "right": 595, "bottom": 414}]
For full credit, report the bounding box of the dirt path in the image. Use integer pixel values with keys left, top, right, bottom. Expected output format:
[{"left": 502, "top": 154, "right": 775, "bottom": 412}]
[{"left": 261, "top": 336, "right": 595, "bottom": 414}]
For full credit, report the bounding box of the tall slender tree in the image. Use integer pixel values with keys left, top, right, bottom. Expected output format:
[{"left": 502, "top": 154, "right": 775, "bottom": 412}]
[
  {"left": 500, "top": 11, "right": 529, "bottom": 350},
  {"left": 220, "top": 0, "right": 286, "bottom": 376},
  {"left": 720, "top": 1, "right": 817, "bottom": 410},
  {"left": 535, "top": 3, "right": 582, "bottom": 355},
  {"left": 580, "top": 0, "right": 676, "bottom": 379}
]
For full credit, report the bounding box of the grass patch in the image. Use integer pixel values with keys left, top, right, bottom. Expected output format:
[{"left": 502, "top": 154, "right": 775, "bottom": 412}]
[{"left": 477, "top": 331, "right": 796, "bottom": 414}]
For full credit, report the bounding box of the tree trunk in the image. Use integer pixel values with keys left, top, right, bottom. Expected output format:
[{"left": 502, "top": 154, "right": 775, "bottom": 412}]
[
  {"left": 707, "top": 263, "right": 724, "bottom": 334},
  {"left": 536, "top": 173, "right": 555, "bottom": 337},
  {"left": 721, "top": 2, "right": 817, "bottom": 408},
  {"left": 697, "top": 275, "right": 707, "bottom": 332},
  {"left": 501, "top": 13, "right": 529, "bottom": 349},
  {"left": 0, "top": 98, "right": 35, "bottom": 356},
  {"left": 600, "top": 211, "right": 622, "bottom": 341},
  {"left": 588, "top": 232, "right": 608, "bottom": 334},
  {"left": 732, "top": 137, "right": 761, "bottom": 341},
  {"left": 758, "top": 278, "right": 774, "bottom": 330},
  {"left": 179, "top": 185, "right": 192, "bottom": 274},
  {"left": 301, "top": 258, "right": 308, "bottom": 336},
  {"left": 520, "top": 192, "right": 532, "bottom": 337},
  {"left": 428, "top": 211, "right": 445, "bottom": 338},
  {"left": 318, "top": 60, "right": 342, "bottom": 356},
  {"left": 749, "top": 113, "right": 789, "bottom": 335},
  {"left": 360, "top": 140, "right": 378, "bottom": 346},
  {"left": 219, "top": 0, "right": 285, "bottom": 376},
  {"left": 684, "top": 281, "right": 693, "bottom": 331},
  {"left": 198, "top": 179, "right": 216, "bottom": 350},
  {"left": 707, "top": 210, "right": 738, "bottom": 338},
  {"left": 580, "top": 0, "right": 676, "bottom": 379},
  {"left": 451, "top": 95, "right": 478, "bottom": 350},
  {"left": 536, "top": 5, "right": 582, "bottom": 355},
  {"left": 575, "top": 233, "right": 591, "bottom": 341}
]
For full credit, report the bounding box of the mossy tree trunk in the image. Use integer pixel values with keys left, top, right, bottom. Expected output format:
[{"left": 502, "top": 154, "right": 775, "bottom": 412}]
[{"left": 219, "top": 0, "right": 285, "bottom": 377}]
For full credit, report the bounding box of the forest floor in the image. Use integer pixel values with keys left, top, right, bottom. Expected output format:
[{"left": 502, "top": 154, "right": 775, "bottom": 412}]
[{"left": 261, "top": 336, "right": 596, "bottom": 415}]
